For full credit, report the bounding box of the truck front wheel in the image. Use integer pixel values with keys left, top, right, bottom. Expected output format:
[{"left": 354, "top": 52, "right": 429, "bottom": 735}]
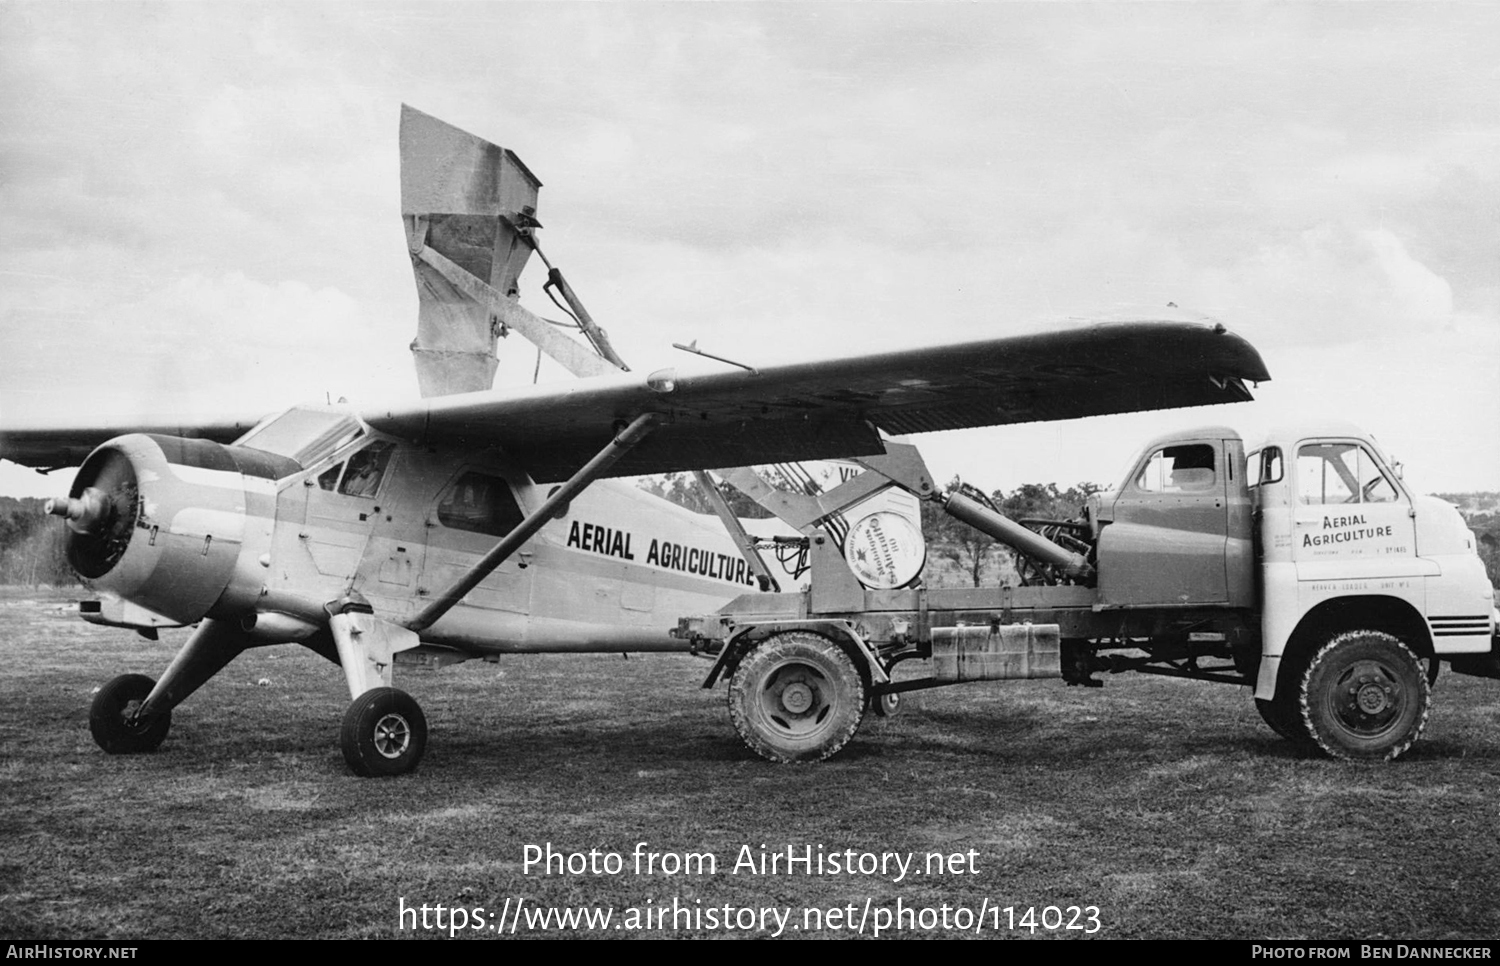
[
  {"left": 1298, "top": 630, "right": 1430, "bottom": 761},
  {"left": 728, "top": 632, "right": 866, "bottom": 763}
]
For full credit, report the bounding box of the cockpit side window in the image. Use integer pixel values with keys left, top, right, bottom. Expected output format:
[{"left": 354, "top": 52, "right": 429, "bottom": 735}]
[
  {"left": 338, "top": 441, "right": 396, "bottom": 498},
  {"left": 317, "top": 463, "right": 343, "bottom": 491}
]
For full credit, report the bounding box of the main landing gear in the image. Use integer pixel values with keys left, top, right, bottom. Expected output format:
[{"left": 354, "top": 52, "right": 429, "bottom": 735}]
[{"left": 341, "top": 687, "right": 428, "bottom": 777}]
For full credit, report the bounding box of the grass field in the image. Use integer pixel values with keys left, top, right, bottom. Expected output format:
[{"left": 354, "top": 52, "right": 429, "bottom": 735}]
[{"left": 1, "top": 588, "right": 1498, "bottom": 940}]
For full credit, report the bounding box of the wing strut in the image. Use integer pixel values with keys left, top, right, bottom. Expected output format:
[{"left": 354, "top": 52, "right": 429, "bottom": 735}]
[
  {"left": 405, "top": 412, "right": 662, "bottom": 634},
  {"left": 690, "top": 469, "right": 780, "bottom": 592}
]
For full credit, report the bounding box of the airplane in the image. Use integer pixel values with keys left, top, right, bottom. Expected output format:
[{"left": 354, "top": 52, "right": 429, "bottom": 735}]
[{"left": 0, "top": 106, "right": 1271, "bottom": 777}]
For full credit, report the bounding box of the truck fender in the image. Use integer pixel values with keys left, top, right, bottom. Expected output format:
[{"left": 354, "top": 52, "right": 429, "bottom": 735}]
[
  {"left": 1256, "top": 594, "right": 1433, "bottom": 701},
  {"left": 700, "top": 620, "right": 886, "bottom": 691}
]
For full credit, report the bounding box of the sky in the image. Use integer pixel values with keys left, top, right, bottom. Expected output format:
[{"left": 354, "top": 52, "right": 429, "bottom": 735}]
[{"left": 1, "top": 3, "right": 1497, "bottom": 499}]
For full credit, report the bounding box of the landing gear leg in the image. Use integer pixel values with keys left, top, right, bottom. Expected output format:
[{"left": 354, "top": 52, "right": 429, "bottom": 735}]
[
  {"left": 329, "top": 601, "right": 426, "bottom": 776},
  {"left": 91, "top": 618, "right": 252, "bottom": 756}
]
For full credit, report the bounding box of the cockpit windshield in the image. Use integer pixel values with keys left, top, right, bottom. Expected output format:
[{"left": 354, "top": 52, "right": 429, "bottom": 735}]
[{"left": 235, "top": 406, "right": 364, "bottom": 468}]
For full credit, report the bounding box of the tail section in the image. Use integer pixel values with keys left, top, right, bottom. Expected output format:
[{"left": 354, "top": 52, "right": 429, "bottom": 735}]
[{"left": 400, "top": 105, "right": 542, "bottom": 397}]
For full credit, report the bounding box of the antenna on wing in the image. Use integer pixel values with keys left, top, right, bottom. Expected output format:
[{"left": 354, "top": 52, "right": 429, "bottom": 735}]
[{"left": 671, "top": 341, "right": 758, "bottom": 375}]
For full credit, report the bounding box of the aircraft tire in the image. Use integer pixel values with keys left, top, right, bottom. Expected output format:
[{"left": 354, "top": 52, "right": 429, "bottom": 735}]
[
  {"left": 728, "top": 631, "right": 865, "bottom": 763},
  {"left": 341, "top": 687, "right": 428, "bottom": 777},
  {"left": 1297, "top": 630, "right": 1430, "bottom": 761},
  {"left": 90, "top": 673, "right": 170, "bottom": 754}
]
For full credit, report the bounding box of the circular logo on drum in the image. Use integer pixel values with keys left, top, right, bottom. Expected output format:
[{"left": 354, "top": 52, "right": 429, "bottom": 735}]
[{"left": 844, "top": 510, "right": 925, "bottom": 589}]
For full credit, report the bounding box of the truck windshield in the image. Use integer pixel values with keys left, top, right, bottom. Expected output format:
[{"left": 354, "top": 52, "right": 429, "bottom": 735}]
[{"left": 235, "top": 406, "right": 365, "bottom": 468}]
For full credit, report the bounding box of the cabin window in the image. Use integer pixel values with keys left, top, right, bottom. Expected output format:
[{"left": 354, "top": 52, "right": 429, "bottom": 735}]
[
  {"left": 1296, "top": 443, "right": 1398, "bottom": 505},
  {"left": 1135, "top": 444, "right": 1216, "bottom": 493},
  {"left": 437, "top": 471, "right": 525, "bottom": 537}
]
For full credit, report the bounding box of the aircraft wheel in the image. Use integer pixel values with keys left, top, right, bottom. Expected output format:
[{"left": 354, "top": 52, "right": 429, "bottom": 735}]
[
  {"left": 870, "top": 690, "right": 902, "bottom": 718},
  {"left": 341, "top": 687, "right": 428, "bottom": 777},
  {"left": 1298, "top": 631, "right": 1430, "bottom": 761},
  {"left": 728, "top": 632, "right": 865, "bottom": 763},
  {"left": 90, "top": 673, "right": 170, "bottom": 754}
]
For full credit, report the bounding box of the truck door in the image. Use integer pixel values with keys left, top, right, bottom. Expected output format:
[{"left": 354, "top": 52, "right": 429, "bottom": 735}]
[
  {"left": 1098, "top": 438, "right": 1240, "bottom": 607},
  {"left": 1291, "top": 440, "right": 1418, "bottom": 581}
]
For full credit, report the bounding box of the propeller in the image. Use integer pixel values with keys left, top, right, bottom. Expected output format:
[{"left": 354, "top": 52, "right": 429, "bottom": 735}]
[{"left": 46, "top": 446, "right": 140, "bottom": 579}]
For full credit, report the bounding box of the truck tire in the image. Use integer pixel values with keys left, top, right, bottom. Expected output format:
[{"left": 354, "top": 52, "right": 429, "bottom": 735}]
[
  {"left": 1297, "top": 630, "right": 1430, "bottom": 761},
  {"left": 728, "top": 632, "right": 866, "bottom": 763}
]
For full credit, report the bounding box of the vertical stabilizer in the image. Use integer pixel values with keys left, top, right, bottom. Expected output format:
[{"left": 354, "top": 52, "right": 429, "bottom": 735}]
[{"left": 400, "top": 105, "right": 542, "bottom": 397}]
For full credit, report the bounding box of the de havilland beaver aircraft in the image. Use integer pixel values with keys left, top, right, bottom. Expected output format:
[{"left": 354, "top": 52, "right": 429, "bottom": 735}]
[{"left": 0, "top": 107, "right": 1270, "bottom": 776}]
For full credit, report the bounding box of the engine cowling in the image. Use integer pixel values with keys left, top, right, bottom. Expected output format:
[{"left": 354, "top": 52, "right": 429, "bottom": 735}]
[{"left": 48, "top": 434, "right": 299, "bottom": 625}]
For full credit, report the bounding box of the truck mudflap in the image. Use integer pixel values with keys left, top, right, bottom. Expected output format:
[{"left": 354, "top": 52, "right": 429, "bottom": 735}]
[{"left": 931, "top": 623, "right": 1062, "bottom": 682}]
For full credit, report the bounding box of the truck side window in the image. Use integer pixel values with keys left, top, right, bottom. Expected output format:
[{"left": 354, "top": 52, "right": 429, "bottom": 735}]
[
  {"left": 1247, "top": 447, "right": 1283, "bottom": 488},
  {"left": 1136, "top": 444, "right": 1216, "bottom": 493},
  {"left": 437, "top": 471, "right": 525, "bottom": 537},
  {"left": 1296, "top": 443, "right": 1398, "bottom": 505}
]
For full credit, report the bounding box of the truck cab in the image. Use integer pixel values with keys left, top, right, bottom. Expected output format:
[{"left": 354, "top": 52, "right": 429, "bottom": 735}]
[
  {"left": 1092, "top": 426, "right": 1254, "bottom": 609},
  {"left": 1246, "top": 422, "right": 1495, "bottom": 691}
]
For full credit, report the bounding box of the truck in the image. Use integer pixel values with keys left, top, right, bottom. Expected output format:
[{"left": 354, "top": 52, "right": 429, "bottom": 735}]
[{"left": 677, "top": 422, "right": 1499, "bottom": 762}]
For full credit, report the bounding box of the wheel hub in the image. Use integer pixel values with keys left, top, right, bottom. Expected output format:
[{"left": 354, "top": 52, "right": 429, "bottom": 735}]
[
  {"left": 373, "top": 713, "right": 412, "bottom": 759},
  {"left": 1354, "top": 678, "right": 1391, "bottom": 714},
  {"left": 759, "top": 663, "right": 834, "bottom": 736},
  {"left": 1333, "top": 662, "right": 1401, "bottom": 733},
  {"left": 780, "top": 682, "right": 814, "bottom": 714}
]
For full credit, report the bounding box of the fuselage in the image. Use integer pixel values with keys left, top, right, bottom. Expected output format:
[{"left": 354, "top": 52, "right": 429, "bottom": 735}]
[{"left": 67, "top": 404, "right": 770, "bottom": 655}]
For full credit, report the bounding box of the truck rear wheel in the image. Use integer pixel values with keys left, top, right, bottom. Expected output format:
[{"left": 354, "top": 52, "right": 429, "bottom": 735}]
[
  {"left": 728, "top": 632, "right": 865, "bottom": 763},
  {"left": 1298, "top": 630, "right": 1430, "bottom": 761}
]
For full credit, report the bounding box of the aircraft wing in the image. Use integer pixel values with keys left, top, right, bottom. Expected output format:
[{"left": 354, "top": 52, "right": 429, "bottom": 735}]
[
  {"left": 363, "top": 318, "right": 1271, "bottom": 482},
  {"left": 0, "top": 412, "right": 266, "bottom": 471}
]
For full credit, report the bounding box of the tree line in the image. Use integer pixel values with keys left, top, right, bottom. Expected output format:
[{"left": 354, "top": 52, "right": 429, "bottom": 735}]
[{"left": 0, "top": 498, "right": 77, "bottom": 586}]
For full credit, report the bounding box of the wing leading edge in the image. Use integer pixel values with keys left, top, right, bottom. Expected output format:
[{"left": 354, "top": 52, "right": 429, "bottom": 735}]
[
  {"left": 363, "top": 318, "right": 1270, "bottom": 482},
  {"left": 0, "top": 413, "right": 266, "bottom": 472}
]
